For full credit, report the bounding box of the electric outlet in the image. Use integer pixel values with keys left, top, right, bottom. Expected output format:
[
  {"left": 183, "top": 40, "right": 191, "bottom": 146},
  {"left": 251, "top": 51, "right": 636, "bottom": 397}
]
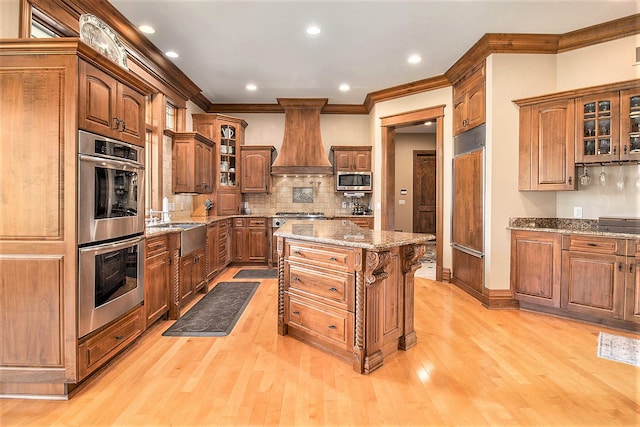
[
  {"left": 342, "top": 201, "right": 347, "bottom": 208},
  {"left": 574, "top": 206, "right": 583, "bottom": 218}
]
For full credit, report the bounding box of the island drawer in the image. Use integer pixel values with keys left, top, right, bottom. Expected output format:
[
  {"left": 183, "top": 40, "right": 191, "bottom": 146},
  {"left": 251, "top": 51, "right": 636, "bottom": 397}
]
[
  {"left": 285, "top": 261, "right": 354, "bottom": 310},
  {"left": 285, "top": 240, "right": 355, "bottom": 272},
  {"left": 285, "top": 293, "right": 354, "bottom": 352},
  {"left": 562, "top": 235, "right": 624, "bottom": 255},
  {"left": 146, "top": 235, "right": 168, "bottom": 258}
]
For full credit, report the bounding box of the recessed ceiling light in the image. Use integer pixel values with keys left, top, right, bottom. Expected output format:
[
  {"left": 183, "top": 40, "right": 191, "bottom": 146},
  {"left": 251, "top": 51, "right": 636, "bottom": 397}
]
[
  {"left": 165, "top": 51, "right": 179, "bottom": 58},
  {"left": 306, "top": 25, "right": 321, "bottom": 36},
  {"left": 408, "top": 54, "right": 422, "bottom": 64},
  {"left": 339, "top": 83, "right": 350, "bottom": 92},
  {"left": 138, "top": 25, "right": 155, "bottom": 34},
  {"left": 246, "top": 83, "right": 257, "bottom": 91}
]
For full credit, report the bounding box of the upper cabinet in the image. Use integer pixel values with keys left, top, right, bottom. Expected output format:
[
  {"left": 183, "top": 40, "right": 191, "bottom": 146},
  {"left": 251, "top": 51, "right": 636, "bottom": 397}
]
[
  {"left": 78, "top": 61, "right": 146, "bottom": 146},
  {"left": 241, "top": 145, "right": 276, "bottom": 193},
  {"left": 515, "top": 80, "right": 640, "bottom": 192},
  {"left": 620, "top": 89, "right": 640, "bottom": 161},
  {"left": 172, "top": 132, "right": 215, "bottom": 194},
  {"left": 518, "top": 99, "right": 576, "bottom": 191},
  {"left": 575, "top": 92, "right": 620, "bottom": 163},
  {"left": 331, "top": 146, "right": 372, "bottom": 172},
  {"left": 192, "top": 113, "right": 247, "bottom": 215},
  {"left": 452, "top": 62, "right": 486, "bottom": 136}
]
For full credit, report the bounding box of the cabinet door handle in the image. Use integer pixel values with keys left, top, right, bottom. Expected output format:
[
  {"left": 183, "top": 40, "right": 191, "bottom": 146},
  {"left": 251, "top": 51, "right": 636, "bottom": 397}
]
[
  {"left": 328, "top": 287, "right": 338, "bottom": 292},
  {"left": 618, "top": 262, "right": 623, "bottom": 272},
  {"left": 329, "top": 257, "right": 337, "bottom": 261},
  {"left": 113, "top": 117, "right": 121, "bottom": 130},
  {"left": 630, "top": 263, "right": 634, "bottom": 273},
  {"left": 328, "top": 325, "right": 337, "bottom": 329},
  {"left": 623, "top": 145, "right": 628, "bottom": 155},
  {"left": 120, "top": 120, "right": 126, "bottom": 132},
  {"left": 292, "top": 310, "right": 300, "bottom": 315},
  {"left": 613, "top": 146, "right": 617, "bottom": 155},
  {"left": 568, "top": 176, "right": 573, "bottom": 185},
  {"left": 168, "top": 256, "right": 172, "bottom": 266}
]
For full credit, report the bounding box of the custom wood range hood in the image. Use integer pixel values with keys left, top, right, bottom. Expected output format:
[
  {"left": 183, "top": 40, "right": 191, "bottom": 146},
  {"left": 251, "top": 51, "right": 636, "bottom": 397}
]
[{"left": 271, "top": 98, "right": 333, "bottom": 175}]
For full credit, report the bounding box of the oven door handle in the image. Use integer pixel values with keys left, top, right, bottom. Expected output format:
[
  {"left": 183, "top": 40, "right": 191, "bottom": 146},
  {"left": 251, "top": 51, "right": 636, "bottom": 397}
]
[
  {"left": 78, "top": 153, "right": 144, "bottom": 171},
  {"left": 79, "top": 235, "right": 145, "bottom": 256}
]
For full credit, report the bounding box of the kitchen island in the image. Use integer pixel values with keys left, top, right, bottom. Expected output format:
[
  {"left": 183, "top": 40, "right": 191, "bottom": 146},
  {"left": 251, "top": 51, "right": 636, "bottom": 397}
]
[{"left": 274, "top": 220, "right": 434, "bottom": 374}]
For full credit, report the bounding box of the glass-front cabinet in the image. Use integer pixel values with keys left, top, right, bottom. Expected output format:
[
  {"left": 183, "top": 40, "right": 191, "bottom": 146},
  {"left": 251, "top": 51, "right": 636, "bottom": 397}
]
[
  {"left": 575, "top": 92, "right": 619, "bottom": 163},
  {"left": 219, "top": 124, "right": 238, "bottom": 188},
  {"left": 620, "top": 89, "right": 640, "bottom": 161}
]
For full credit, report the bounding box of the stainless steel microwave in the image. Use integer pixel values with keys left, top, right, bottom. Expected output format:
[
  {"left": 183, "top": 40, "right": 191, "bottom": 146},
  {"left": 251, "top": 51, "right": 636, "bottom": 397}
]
[{"left": 336, "top": 171, "right": 372, "bottom": 192}]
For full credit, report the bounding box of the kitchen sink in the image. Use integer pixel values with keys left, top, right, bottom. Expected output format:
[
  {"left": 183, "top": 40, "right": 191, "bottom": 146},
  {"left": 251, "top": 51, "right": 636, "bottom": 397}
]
[{"left": 148, "top": 222, "right": 206, "bottom": 256}]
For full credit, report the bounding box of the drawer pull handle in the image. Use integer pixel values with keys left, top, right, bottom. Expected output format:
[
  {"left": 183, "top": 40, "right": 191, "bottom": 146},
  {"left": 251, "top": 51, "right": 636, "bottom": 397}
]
[
  {"left": 293, "top": 311, "right": 300, "bottom": 315},
  {"left": 293, "top": 250, "right": 302, "bottom": 255},
  {"left": 329, "top": 257, "right": 337, "bottom": 261},
  {"left": 292, "top": 277, "right": 300, "bottom": 282},
  {"left": 328, "top": 287, "right": 338, "bottom": 292},
  {"left": 115, "top": 335, "right": 124, "bottom": 340},
  {"left": 328, "top": 325, "right": 337, "bottom": 329},
  {"left": 587, "top": 243, "right": 598, "bottom": 247}
]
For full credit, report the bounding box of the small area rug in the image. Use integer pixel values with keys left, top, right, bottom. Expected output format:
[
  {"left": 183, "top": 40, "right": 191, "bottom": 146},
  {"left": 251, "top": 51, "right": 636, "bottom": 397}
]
[
  {"left": 233, "top": 268, "right": 278, "bottom": 279},
  {"left": 162, "top": 281, "right": 259, "bottom": 337},
  {"left": 597, "top": 332, "right": 640, "bottom": 367}
]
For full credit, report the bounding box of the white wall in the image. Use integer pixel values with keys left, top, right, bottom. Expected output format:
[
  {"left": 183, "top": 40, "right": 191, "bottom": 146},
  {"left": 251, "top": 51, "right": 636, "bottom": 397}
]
[
  {"left": 0, "top": 0, "right": 20, "bottom": 38},
  {"left": 394, "top": 133, "right": 436, "bottom": 232}
]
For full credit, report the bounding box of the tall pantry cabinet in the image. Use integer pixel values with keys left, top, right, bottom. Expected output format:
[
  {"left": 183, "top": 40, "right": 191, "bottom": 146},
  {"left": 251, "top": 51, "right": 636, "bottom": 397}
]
[{"left": 0, "top": 39, "right": 152, "bottom": 398}]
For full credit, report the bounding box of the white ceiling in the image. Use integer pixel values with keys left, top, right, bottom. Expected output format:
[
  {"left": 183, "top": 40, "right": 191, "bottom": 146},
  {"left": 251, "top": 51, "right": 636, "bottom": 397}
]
[{"left": 110, "top": 0, "right": 639, "bottom": 105}]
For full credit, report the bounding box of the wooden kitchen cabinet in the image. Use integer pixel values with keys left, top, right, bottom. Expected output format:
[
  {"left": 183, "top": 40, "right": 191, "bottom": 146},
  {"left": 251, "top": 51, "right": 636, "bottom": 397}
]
[
  {"left": 510, "top": 230, "right": 562, "bottom": 308},
  {"left": 144, "top": 235, "right": 172, "bottom": 328},
  {"left": 192, "top": 113, "right": 247, "bottom": 215},
  {"left": 452, "top": 62, "right": 485, "bottom": 136},
  {"left": 179, "top": 248, "right": 206, "bottom": 312},
  {"left": 78, "top": 60, "right": 146, "bottom": 146},
  {"left": 517, "top": 98, "right": 576, "bottom": 191},
  {"left": 331, "top": 146, "right": 372, "bottom": 172},
  {"left": 77, "top": 305, "right": 144, "bottom": 380},
  {"left": 206, "top": 222, "right": 219, "bottom": 282},
  {"left": 241, "top": 145, "right": 276, "bottom": 193},
  {"left": 620, "top": 89, "right": 640, "bottom": 161},
  {"left": 217, "top": 219, "right": 232, "bottom": 270},
  {"left": 172, "top": 132, "right": 214, "bottom": 194},
  {"left": 625, "top": 240, "right": 640, "bottom": 324},
  {"left": 575, "top": 92, "right": 620, "bottom": 163},
  {"left": 232, "top": 217, "right": 268, "bottom": 263},
  {"left": 561, "top": 235, "right": 626, "bottom": 321}
]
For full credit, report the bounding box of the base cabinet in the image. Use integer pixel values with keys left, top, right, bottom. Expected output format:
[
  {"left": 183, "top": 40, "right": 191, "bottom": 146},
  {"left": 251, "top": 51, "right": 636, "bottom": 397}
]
[
  {"left": 144, "top": 235, "right": 174, "bottom": 328},
  {"left": 511, "top": 230, "right": 562, "bottom": 308},
  {"left": 77, "top": 305, "right": 144, "bottom": 380},
  {"left": 179, "top": 249, "right": 206, "bottom": 312},
  {"left": 510, "top": 230, "right": 638, "bottom": 331},
  {"left": 232, "top": 217, "right": 268, "bottom": 263}
]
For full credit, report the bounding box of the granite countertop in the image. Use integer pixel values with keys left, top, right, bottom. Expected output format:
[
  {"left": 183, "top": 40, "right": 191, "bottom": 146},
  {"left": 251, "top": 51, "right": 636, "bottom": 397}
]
[
  {"left": 508, "top": 218, "right": 639, "bottom": 239},
  {"left": 273, "top": 220, "right": 434, "bottom": 250}
]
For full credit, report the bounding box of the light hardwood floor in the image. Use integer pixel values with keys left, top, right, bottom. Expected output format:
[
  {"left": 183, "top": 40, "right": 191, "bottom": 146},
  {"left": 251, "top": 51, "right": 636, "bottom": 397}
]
[{"left": 1, "top": 267, "right": 639, "bottom": 426}]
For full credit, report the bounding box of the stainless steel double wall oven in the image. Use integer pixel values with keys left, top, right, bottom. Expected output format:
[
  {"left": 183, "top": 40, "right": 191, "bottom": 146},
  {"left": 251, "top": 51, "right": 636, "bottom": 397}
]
[{"left": 77, "top": 130, "right": 145, "bottom": 338}]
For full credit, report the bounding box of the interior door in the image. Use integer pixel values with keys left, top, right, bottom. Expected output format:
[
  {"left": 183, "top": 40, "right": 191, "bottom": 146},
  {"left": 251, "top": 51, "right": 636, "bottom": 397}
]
[{"left": 413, "top": 151, "right": 436, "bottom": 234}]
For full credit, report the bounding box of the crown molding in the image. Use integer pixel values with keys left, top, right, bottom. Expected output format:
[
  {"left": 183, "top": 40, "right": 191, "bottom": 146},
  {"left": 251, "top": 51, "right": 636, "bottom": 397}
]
[{"left": 558, "top": 13, "right": 640, "bottom": 52}]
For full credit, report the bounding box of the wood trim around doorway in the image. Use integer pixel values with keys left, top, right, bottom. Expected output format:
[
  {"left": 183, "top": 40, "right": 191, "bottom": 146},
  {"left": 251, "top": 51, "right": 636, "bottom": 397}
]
[{"left": 380, "top": 105, "right": 445, "bottom": 281}]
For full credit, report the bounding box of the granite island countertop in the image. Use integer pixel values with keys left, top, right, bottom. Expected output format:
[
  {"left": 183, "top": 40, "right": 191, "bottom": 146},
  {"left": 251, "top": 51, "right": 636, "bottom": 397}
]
[{"left": 273, "top": 220, "right": 434, "bottom": 250}]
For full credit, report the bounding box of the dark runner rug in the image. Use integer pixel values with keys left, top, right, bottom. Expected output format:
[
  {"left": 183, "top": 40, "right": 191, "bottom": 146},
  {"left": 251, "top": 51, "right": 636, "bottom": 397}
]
[
  {"left": 162, "top": 281, "right": 259, "bottom": 337},
  {"left": 233, "top": 268, "right": 278, "bottom": 279}
]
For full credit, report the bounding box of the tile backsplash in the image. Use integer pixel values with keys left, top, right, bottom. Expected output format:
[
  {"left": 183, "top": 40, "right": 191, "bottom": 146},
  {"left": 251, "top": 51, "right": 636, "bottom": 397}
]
[{"left": 243, "top": 175, "right": 370, "bottom": 216}]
